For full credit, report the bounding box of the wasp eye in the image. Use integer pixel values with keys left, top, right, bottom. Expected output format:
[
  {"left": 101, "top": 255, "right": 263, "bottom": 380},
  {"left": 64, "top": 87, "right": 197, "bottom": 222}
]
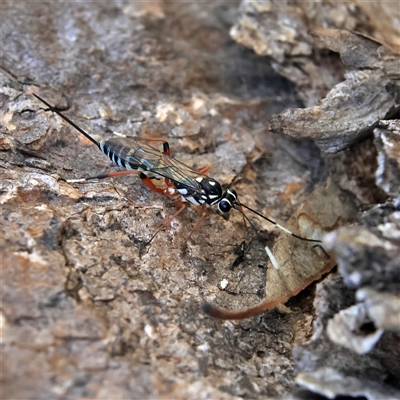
[{"left": 218, "top": 200, "right": 232, "bottom": 213}]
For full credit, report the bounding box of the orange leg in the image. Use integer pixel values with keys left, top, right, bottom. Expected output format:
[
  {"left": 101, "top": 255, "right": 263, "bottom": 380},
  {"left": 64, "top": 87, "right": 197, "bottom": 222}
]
[
  {"left": 67, "top": 169, "right": 140, "bottom": 183},
  {"left": 139, "top": 173, "right": 165, "bottom": 194},
  {"left": 164, "top": 178, "right": 174, "bottom": 187},
  {"left": 197, "top": 165, "right": 210, "bottom": 175},
  {"left": 184, "top": 205, "right": 207, "bottom": 244},
  {"left": 147, "top": 199, "right": 187, "bottom": 244},
  {"left": 96, "top": 170, "right": 139, "bottom": 179},
  {"left": 142, "top": 175, "right": 185, "bottom": 243},
  {"left": 141, "top": 138, "right": 171, "bottom": 156},
  {"left": 69, "top": 168, "right": 176, "bottom": 200}
]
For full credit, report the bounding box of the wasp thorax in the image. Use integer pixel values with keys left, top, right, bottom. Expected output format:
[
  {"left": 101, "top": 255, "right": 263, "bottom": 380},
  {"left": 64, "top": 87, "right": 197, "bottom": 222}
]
[
  {"left": 195, "top": 177, "right": 223, "bottom": 204},
  {"left": 218, "top": 189, "right": 238, "bottom": 213}
]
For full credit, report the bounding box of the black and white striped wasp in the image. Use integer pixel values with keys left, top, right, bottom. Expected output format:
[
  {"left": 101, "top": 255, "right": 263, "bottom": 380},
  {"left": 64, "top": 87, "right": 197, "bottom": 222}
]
[{"left": 33, "top": 93, "right": 322, "bottom": 245}]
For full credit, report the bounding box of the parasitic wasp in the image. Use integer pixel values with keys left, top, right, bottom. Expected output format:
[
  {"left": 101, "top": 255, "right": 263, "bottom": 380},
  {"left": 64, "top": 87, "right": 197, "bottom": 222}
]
[{"left": 33, "top": 93, "right": 323, "bottom": 247}]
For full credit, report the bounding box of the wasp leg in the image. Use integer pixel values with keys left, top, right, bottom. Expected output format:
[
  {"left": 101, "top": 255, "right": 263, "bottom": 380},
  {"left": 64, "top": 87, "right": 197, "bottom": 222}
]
[
  {"left": 184, "top": 205, "right": 207, "bottom": 244},
  {"left": 140, "top": 138, "right": 171, "bottom": 156},
  {"left": 162, "top": 142, "right": 170, "bottom": 156},
  {"left": 164, "top": 177, "right": 174, "bottom": 188},
  {"left": 236, "top": 195, "right": 247, "bottom": 228},
  {"left": 146, "top": 199, "right": 187, "bottom": 245},
  {"left": 197, "top": 166, "right": 210, "bottom": 175},
  {"left": 139, "top": 173, "right": 165, "bottom": 194},
  {"left": 67, "top": 170, "right": 140, "bottom": 183}
]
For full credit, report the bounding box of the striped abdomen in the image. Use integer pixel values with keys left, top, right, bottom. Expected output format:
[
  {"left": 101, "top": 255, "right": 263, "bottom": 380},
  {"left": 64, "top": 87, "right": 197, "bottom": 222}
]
[{"left": 98, "top": 138, "right": 160, "bottom": 177}]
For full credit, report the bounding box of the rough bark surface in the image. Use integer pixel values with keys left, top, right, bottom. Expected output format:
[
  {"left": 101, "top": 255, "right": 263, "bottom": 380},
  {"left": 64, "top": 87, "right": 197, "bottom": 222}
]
[
  {"left": 229, "top": 1, "right": 400, "bottom": 399},
  {"left": 1, "top": 1, "right": 399, "bottom": 399}
]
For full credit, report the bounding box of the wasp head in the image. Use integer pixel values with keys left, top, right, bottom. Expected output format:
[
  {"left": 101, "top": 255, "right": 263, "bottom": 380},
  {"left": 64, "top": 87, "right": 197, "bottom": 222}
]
[{"left": 218, "top": 189, "right": 238, "bottom": 213}]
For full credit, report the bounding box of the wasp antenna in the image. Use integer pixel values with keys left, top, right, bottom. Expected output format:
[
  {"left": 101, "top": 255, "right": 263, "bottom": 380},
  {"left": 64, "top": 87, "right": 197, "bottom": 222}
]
[
  {"left": 33, "top": 93, "right": 99, "bottom": 147},
  {"left": 236, "top": 202, "right": 322, "bottom": 244}
]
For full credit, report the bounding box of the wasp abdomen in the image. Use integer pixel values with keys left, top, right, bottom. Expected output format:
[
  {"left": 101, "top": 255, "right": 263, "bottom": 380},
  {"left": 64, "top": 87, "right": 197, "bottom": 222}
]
[{"left": 99, "top": 140, "right": 145, "bottom": 172}]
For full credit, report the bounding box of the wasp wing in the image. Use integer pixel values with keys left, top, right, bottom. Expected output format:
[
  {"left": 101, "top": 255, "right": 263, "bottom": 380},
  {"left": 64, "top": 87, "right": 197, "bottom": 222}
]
[{"left": 101, "top": 137, "right": 204, "bottom": 192}]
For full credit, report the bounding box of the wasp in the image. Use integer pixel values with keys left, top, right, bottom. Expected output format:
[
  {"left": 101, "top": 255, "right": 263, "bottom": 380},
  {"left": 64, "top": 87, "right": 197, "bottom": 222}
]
[{"left": 33, "top": 93, "right": 322, "bottom": 246}]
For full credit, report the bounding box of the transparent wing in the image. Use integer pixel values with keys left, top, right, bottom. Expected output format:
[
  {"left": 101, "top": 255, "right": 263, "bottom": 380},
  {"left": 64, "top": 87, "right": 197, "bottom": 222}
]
[{"left": 103, "top": 137, "right": 204, "bottom": 191}]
